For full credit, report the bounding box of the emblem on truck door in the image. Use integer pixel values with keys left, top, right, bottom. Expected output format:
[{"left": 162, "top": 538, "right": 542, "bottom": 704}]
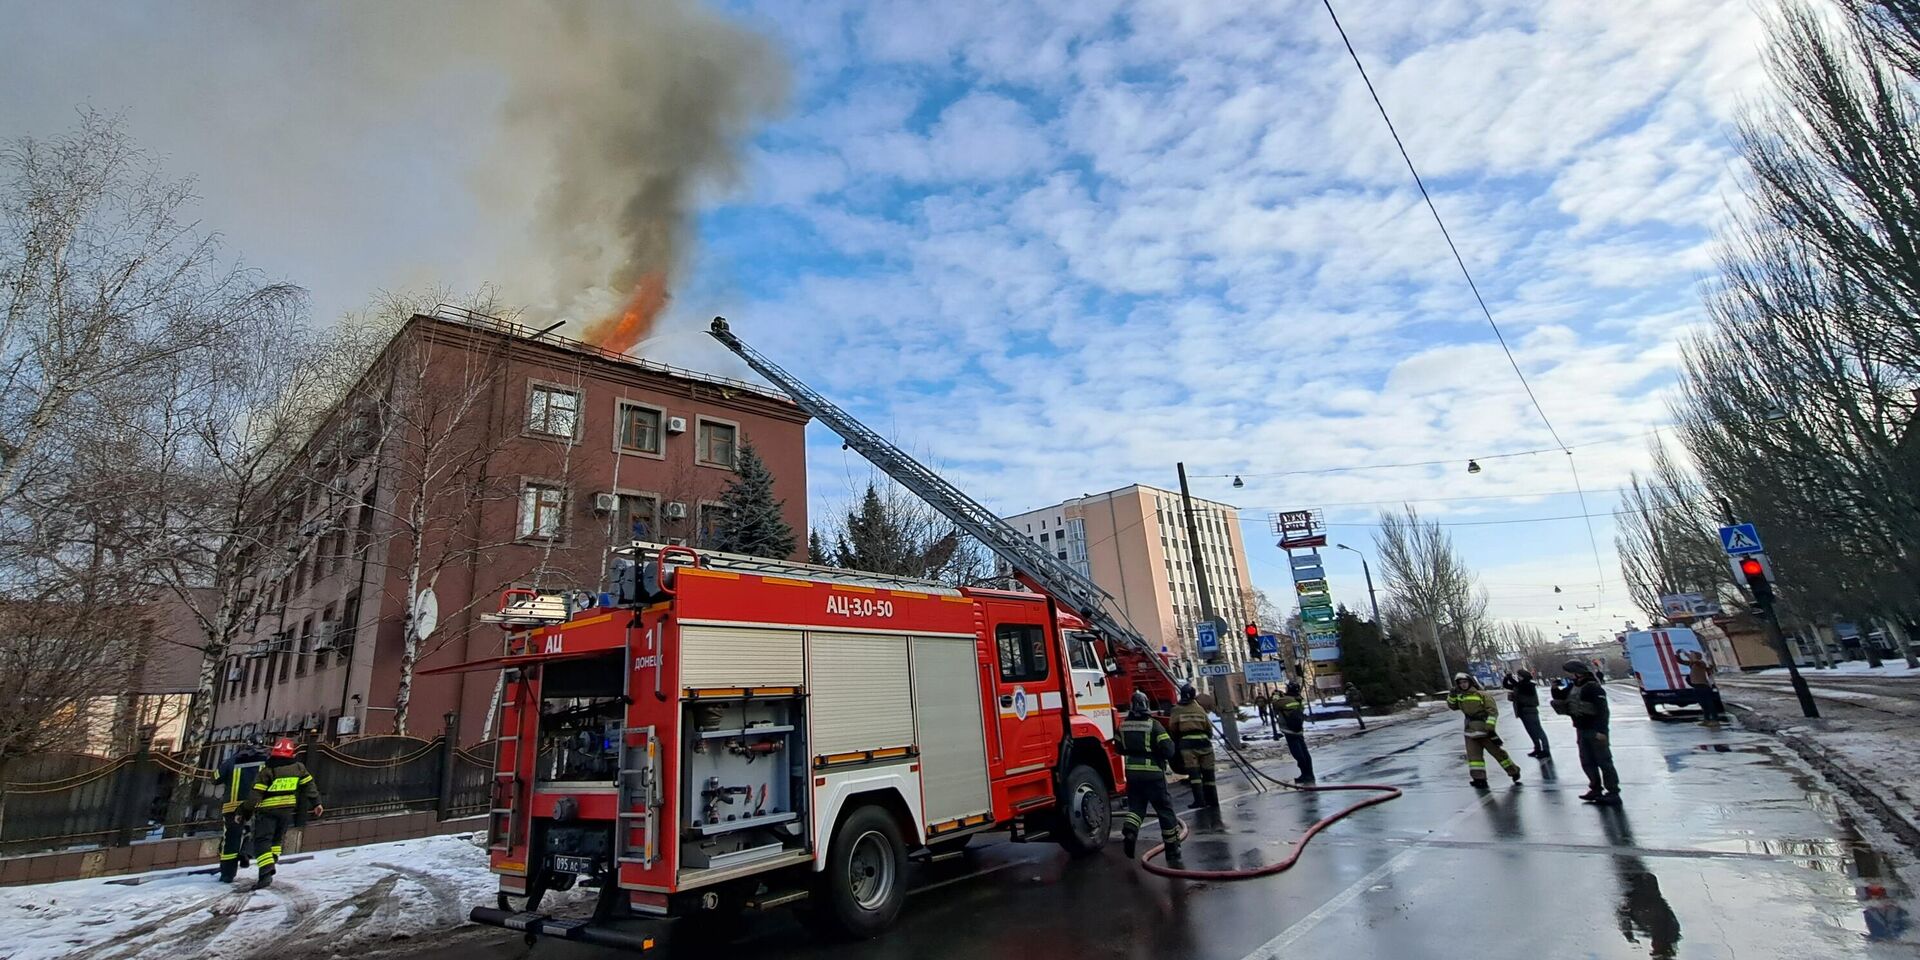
[{"left": 1013, "top": 686, "right": 1030, "bottom": 720}]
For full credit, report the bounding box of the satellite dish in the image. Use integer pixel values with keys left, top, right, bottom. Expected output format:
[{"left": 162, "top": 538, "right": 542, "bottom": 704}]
[{"left": 414, "top": 588, "right": 440, "bottom": 640}]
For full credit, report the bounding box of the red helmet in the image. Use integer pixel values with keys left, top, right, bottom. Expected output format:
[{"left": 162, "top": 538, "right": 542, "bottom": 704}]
[{"left": 270, "top": 737, "right": 297, "bottom": 759}]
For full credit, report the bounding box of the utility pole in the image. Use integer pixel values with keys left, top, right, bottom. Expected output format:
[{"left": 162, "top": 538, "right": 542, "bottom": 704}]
[{"left": 1176, "top": 463, "right": 1240, "bottom": 747}]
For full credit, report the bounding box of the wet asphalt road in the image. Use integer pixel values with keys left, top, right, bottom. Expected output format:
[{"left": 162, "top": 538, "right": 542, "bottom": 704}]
[{"left": 394, "top": 688, "right": 1913, "bottom": 960}]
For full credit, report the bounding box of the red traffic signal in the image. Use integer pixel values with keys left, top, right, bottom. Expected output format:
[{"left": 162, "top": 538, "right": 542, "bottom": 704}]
[
  {"left": 1245, "top": 622, "right": 1259, "bottom": 637},
  {"left": 1739, "top": 557, "right": 1764, "bottom": 578}
]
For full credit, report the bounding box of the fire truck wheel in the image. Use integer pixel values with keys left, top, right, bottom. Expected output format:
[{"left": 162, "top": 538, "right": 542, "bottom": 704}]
[
  {"left": 1056, "top": 764, "right": 1112, "bottom": 855},
  {"left": 814, "top": 805, "right": 907, "bottom": 939}
]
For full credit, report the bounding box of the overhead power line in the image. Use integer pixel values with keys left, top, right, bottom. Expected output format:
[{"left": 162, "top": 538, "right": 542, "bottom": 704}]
[
  {"left": 1198, "top": 428, "right": 1667, "bottom": 481},
  {"left": 1319, "top": 0, "right": 1615, "bottom": 594}
]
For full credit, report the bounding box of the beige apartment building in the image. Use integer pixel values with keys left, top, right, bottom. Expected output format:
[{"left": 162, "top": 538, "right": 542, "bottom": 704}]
[{"left": 1008, "top": 485, "right": 1258, "bottom": 684}]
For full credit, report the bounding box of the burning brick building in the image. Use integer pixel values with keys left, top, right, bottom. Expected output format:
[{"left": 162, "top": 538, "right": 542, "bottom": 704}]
[{"left": 209, "top": 309, "right": 808, "bottom": 744}]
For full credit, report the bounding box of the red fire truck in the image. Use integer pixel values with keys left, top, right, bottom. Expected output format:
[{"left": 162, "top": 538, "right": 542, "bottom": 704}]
[{"left": 447, "top": 318, "right": 1182, "bottom": 949}]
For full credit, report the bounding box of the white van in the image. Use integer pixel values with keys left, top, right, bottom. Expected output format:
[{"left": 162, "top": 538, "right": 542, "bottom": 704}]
[{"left": 1622, "top": 627, "right": 1713, "bottom": 718}]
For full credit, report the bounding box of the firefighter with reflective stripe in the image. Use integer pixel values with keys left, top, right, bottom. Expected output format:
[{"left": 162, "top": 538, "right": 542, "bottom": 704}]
[
  {"left": 1447, "top": 674, "right": 1520, "bottom": 788},
  {"left": 1277, "top": 683, "right": 1316, "bottom": 785},
  {"left": 239, "top": 737, "right": 324, "bottom": 889},
  {"left": 215, "top": 739, "right": 270, "bottom": 882},
  {"left": 1115, "top": 690, "right": 1183, "bottom": 867},
  {"left": 1166, "top": 682, "right": 1218, "bottom": 809}
]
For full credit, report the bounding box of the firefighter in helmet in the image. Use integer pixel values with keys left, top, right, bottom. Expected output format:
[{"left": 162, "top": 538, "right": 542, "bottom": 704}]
[
  {"left": 1166, "top": 682, "right": 1218, "bottom": 809},
  {"left": 1277, "top": 682, "right": 1316, "bottom": 785},
  {"left": 1115, "top": 690, "right": 1183, "bottom": 867},
  {"left": 215, "top": 737, "right": 271, "bottom": 882},
  {"left": 1447, "top": 673, "right": 1521, "bottom": 788},
  {"left": 238, "top": 737, "right": 324, "bottom": 888}
]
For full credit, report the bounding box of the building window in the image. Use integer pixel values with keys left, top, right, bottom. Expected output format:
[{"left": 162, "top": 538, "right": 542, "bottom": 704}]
[
  {"left": 619, "top": 493, "right": 659, "bottom": 541},
  {"left": 995, "top": 624, "right": 1050, "bottom": 682},
  {"left": 296, "top": 618, "right": 312, "bottom": 677},
  {"left": 526, "top": 383, "right": 581, "bottom": 438},
  {"left": 698, "top": 501, "right": 729, "bottom": 548},
  {"left": 337, "top": 593, "right": 360, "bottom": 667},
  {"left": 616, "top": 401, "right": 664, "bottom": 456},
  {"left": 696, "top": 418, "right": 737, "bottom": 469},
  {"left": 278, "top": 646, "right": 292, "bottom": 684},
  {"left": 519, "top": 482, "right": 567, "bottom": 539}
]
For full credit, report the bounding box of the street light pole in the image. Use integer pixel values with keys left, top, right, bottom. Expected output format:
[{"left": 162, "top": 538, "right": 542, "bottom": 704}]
[
  {"left": 1176, "top": 462, "right": 1240, "bottom": 748},
  {"left": 1335, "top": 543, "right": 1381, "bottom": 625}
]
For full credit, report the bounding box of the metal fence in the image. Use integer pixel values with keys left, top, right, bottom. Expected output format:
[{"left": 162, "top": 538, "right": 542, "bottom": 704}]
[{"left": 1, "top": 735, "right": 499, "bottom": 858}]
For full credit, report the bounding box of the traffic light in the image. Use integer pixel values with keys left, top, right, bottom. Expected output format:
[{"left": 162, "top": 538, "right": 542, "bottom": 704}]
[
  {"left": 1245, "top": 622, "right": 1261, "bottom": 658},
  {"left": 1739, "top": 556, "right": 1775, "bottom": 608}
]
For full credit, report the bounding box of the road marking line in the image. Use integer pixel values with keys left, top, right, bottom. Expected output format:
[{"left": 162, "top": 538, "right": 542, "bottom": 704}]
[
  {"left": 1237, "top": 791, "right": 1496, "bottom": 959},
  {"left": 908, "top": 856, "right": 1036, "bottom": 897}
]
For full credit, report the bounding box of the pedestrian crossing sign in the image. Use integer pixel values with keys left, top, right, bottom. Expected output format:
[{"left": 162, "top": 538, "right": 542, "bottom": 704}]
[{"left": 1719, "top": 523, "right": 1763, "bottom": 556}]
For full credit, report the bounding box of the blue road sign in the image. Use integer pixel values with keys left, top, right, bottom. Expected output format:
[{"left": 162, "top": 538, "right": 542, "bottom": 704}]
[
  {"left": 1719, "top": 523, "right": 1764, "bottom": 556},
  {"left": 1257, "top": 633, "right": 1279, "bottom": 656},
  {"left": 1244, "top": 661, "right": 1285, "bottom": 684},
  {"left": 1196, "top": 620, "right": 1219, "bottom": 656}
]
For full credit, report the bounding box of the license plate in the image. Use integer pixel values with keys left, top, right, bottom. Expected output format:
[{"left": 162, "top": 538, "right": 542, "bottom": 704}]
[{"left": 550, "top": 855, "right": 593, "bottom": 875}]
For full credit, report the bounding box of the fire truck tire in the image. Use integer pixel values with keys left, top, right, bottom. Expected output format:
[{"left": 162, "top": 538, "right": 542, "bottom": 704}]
[
  {"left": 1055, "top": 764, "right": 1111, "bottom": 855},
  {"left": 812, "top": 804, "right": 907, "bottom": 939}
]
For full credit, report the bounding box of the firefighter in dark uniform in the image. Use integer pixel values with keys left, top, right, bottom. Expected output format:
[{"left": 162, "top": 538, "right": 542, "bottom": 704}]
[
  {"left": 239, "top": 737, "right": 324, "bottom": 888},
  {"left": 1277, "top": 683, "right": 1316, "bottom": 785},
  {"left": 1115, "top": 691, "right": 1183, "bottom": 867},
  {"left": 216, "top": 738, "right": 270, "bottom": 882},
  {"left": 1166, "top": 682, "right": 1218, "bottom": 809}
]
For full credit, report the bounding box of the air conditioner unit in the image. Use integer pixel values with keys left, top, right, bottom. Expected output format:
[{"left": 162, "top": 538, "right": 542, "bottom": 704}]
[
  {"left": 312, "top": 620, "right": 339, "bottom": 653},
  {"left": 666, "top": 416, "right": 688, "bottom": 434},
  {"left": 593, "top": 492, "right": 618, "bottom": 513},
  {"left": 226, "top": 667, "right": 243, "bottom": 681},
  {"left": 663, "top": 501, "right": 688, "bottom": 520}
]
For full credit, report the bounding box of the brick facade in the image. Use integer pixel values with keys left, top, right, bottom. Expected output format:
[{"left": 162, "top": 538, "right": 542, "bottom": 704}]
[{"left": 209, "top": 313, "right": 809, "bottom": 745}]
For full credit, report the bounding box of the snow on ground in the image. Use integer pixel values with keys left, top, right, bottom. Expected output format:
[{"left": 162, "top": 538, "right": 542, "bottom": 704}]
[
  {"left": 0, "top": 832, "right": 571, "bottom": 960},
  {"left": 1742, "top": 661, "right": 1920, "bottom": 679}
]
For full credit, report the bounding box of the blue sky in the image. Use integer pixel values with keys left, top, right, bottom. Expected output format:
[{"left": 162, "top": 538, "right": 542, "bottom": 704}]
[{"left": 1, "top": 0, "right": 1773, "bottom": 639}]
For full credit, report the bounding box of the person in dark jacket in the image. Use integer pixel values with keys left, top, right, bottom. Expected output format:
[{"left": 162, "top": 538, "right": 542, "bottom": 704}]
[
  {"left": 239, "top": 737, "right": 325, "bottom": 888},
  {"left": 215, "top": 739, "right": 270, "bottom": 882},
  {"left": 1502, "top": 669, "right": 1552, "bottom": 758},
  {"left": 1551, "top": 660, "right": 1619, "bottom": 804},
  {"left": 1276, "top": 683, "right": 1316, "bottom": 785}
]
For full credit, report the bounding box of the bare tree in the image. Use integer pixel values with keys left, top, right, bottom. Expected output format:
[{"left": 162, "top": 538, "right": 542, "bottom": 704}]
[
  {"left": 0, "top": 111, "right": 295, "bottom": 512},
  {"left": 1373, "top": 505, "right": 1480, "bottom": 688},
  {"left": 1614, "top": 440, "right": 1733, "bottom": 622},
  {"left": 818, "top": 478, "right": 992, "bottom": 586},
  {"left": 1670, "top": 0, "right": 1920, "bottom": 667},
  {"left": 0, "top": 601, "right": 141, "bottom": 831}
]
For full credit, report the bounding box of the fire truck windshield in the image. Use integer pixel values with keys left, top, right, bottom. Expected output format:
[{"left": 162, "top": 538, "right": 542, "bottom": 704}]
[{"left": 535, "top": 655, "right": 624, "bottom": 785}]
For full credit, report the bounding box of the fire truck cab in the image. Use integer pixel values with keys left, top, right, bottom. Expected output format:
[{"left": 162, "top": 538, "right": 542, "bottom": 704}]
[{"left": 442, "top": 544, "right": 1163, "bottom": 949}]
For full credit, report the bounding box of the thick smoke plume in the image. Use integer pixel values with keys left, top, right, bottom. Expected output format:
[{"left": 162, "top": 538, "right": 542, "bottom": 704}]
[
  {"left": 494, "top": 2, "right": 786, "bottom": 353},
  {"left": 323, "top": 1, "right": 786, "bottom": 352}
]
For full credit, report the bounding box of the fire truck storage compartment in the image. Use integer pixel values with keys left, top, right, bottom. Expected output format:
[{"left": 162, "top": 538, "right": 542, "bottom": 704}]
[
  {"left": 908, "top": 635, "right": 992, "bottom": 824},
  {"left": 535, "top": 653, "right": 625, "bottom": 787},
  {"left": 681, "top": 694, "right": 805, "bottom": 872}
]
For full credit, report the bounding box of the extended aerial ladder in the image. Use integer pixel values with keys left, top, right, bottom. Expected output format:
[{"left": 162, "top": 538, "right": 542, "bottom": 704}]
[{"left": 706, "top": 317, "right": 1181, "bottom": 704}]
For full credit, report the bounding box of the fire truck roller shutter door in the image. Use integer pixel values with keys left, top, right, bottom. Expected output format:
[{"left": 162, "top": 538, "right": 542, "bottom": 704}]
[
  {"left": 910, "top": 635, "right": 992, "bottom": 825},
  {"left": 682, "top": 625, "right": 803, "bottom": 688},
  {"left": 808, "top": 632, "right": 915, "bottom": 756}
]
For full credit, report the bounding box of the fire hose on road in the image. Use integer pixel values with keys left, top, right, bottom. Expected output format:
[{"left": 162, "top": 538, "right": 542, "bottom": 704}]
[{"left": 1138, "top": 736, "right": 1404, "bottom": 881}]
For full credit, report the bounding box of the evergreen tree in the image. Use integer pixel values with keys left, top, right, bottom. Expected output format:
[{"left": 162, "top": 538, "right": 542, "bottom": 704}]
[
  {"left": 710, "top": 439, "right": 795, "bottom": 559},
  {"left": 807, "top": 528, "right": 831, "bottom": 565}
]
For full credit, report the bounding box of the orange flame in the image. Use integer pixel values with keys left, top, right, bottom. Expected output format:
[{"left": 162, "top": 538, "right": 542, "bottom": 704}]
[{"left": 583, "top": 270, "right": 670, "bottom": 355}]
